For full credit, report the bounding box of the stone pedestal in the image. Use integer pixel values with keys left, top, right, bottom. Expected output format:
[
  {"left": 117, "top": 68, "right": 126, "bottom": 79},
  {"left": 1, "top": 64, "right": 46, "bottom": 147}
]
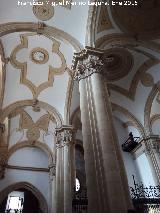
[{"left": 72, "top": 47, "right": 133, "bottom": 213}]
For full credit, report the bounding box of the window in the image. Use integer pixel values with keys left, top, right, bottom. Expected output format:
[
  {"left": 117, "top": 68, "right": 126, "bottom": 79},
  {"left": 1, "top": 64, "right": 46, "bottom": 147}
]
[
  {"left": 75, "top": 178, "right": 81, "bottom": 192},
  {"left": 5, "top": 191, "right": 24, "bottom": 212}
]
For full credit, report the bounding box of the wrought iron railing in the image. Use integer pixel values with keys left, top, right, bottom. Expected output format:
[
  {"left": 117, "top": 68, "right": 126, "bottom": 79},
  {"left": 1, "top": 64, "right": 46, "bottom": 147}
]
[
  {"left": 72, "top": 188, "right": 88, "bottom": 213},
  {"left": 130, "top": 175, "right": 160, "bottom": 212},
  {"left": 122, "top": 132, "right": 140, "bottom": 152}
]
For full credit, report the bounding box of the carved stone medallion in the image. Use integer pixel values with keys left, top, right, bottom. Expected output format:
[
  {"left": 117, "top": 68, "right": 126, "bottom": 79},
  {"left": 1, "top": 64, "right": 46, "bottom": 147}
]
[
  {"left": 140, "top": 73, "right": 154, "bottom": 87},
  {"left": 33, "top": 1, "right": 54, "bottom": 21},
  {"left": 104, "top": 48, "right": 133, "bottom": 81},
  {"left": 26, "top": 127, "right": 40, "bottom": 141},
  {"left": 30, "top": 48, "right": 49, "bottom": 64}
]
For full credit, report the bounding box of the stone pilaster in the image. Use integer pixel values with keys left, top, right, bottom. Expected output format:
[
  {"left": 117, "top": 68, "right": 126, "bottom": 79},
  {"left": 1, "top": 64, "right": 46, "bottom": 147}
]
[
  {"left": 0, "top": 145, "right": 8, "bottom": 179},
  {"left": 55, "top": 126, "right": 75, "bottom": 213},
  {"left": 72, "top": 47, "right": 133, "bottom": 213},
  {"left": 144, "top": 135, "right": 160, "bottom": 185},
  {"left": 48, "top": 163, "right": 56, "bottom": 213}
]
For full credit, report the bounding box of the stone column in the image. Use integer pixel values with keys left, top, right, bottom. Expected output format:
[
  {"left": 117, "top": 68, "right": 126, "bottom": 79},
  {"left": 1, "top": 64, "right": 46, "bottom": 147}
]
[
  {"left": 55, "top": 126, "right": 75, "bottom": 213},
  {"left": 0, "top": 123, "right": 7, "bottom": 179},
  {"left": 49, "top": 163, "right": 56, "bottom": 213},
  {"left": 72, "top": 47, "right": 133, "bottom": 213},
  {"left": 144, "top": 135, "right": 160, "bottom": 185}
]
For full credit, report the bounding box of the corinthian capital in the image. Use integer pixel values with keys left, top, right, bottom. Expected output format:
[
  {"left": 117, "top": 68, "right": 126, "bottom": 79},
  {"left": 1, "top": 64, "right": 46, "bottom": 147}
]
[
  {"left": 55, "top": 126, "right": 74, "bottom": 148},
  {"left": 144, "top": 135, "right": 160, "bottom": 154},
  {"left": 72, "top": 47, "right": 104, "bottom": 81}
]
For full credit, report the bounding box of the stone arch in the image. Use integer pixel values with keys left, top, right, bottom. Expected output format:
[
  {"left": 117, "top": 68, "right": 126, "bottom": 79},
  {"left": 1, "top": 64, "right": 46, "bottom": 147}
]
[
  {"left": 0, "top": 100, "right": 63, "bottom": 127},
  {"left": 0, "top": 182, "right": 48, "bottom": 213},
  {"left": 112, "top": 102, "right": 145, "bottom": 137},
  {"left": 0, "top": 22, "right": 83, "bottom": 126},
  {"left": 8, "top": 140, "right": 54, "bottom": 165},
  {"left": 150, "top": 114, "right": 160, "bottom": 134},
  {"left": 70, "top": 107, "right": 82, "bottom": 130},
  {"left": 144, "top": 83, "right": 160, "bottom": 134},
  {"left": 0, "top": 22, "right": 82, "bottom": 52}
]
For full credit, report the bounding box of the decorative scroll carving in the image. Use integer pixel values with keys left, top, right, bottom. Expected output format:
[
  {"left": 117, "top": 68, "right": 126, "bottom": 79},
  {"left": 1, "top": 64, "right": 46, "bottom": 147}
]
[
  {"left": 72, "top": 47, "right": 104, "bottom": 81},
  {"left": 0, "top": 100, "right": 63, "bottom": 127},
  {"left": 55, "top": 125, "right": 74, "bottom": 148},
  {"left": 10, "top": 33, "right": 67, "bottom": 99},
  {"left": 19, "top": 110, "right": 51, "bottom": 142}
]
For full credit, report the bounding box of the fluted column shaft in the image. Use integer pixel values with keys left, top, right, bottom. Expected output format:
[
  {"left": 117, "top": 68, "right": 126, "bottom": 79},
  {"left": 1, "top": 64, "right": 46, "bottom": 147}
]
[
  {"left": 144, "top": 135, "right": 160, "bottom": 185},
  {"left": 72, "top": 47, "right": 133, "bottom": 213},
  {"left": 55, "top": 126, "right": 75, "bottom": 213}
]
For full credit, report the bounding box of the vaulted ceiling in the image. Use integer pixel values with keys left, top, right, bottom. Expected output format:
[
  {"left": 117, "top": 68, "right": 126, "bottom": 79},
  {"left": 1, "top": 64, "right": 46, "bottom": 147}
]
[{"left": 1, "top": 0, "right": 160, "bottom": 151}]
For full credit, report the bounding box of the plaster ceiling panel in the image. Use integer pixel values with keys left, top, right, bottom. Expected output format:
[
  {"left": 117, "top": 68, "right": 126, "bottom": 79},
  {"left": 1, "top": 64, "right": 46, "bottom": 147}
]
[
  {"left": 146, "top": 64, "right": 160, "bottom": 85},
  {"left": 0, "top": 0, "right": 89, "bottom": 45},
  {"left": 43, "top": 120, "right": 56, "bottom": 151},
  {"left": 110, "top": 49, "right": 147, "bottom": 89},
  {"left": 110, "top": 82, "right": 151, "bottom": 126},
  {"left": 8, "top": 106, "right": 56, "bottom": 148},
  {"left": 39, "top": 72, "right": 69, "bottom": 119},
  {"left": 3, "top": 64, "right": 33, "bottom": 108},
  {"left": 111, "top": 0, "right": 160, "bottom": 39},
  {"left": 1, "top": 33, "right": 23, "bottom": 58},
  {"left": 9, "top": 115, "right": 24, "bottom": 148},
  {"left": 95, "top": 5, "right": 122, "bottom": 41},
  {"left": 0, "top": 0, "right": 36, "bottom": 24},
  {"left": 8, "top": 147, "right": 49, "bottom": 168},
  {"left": 24, "top": 106, "right": 47, "bottom": 122},
  {"left": 113, "top": 111, "right": 129, "bottom": 124}
]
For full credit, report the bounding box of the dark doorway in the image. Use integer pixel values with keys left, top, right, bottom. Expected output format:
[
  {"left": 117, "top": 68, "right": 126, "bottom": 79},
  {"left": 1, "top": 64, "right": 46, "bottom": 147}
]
[{"left": 0, "top": 188, "right": 42, "bottom": 213}]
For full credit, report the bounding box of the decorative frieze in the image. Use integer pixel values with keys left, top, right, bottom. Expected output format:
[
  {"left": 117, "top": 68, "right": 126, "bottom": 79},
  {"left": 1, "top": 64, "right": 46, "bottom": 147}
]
[{"left": 55, "top": 126, "right": 74, "bottom": 148}]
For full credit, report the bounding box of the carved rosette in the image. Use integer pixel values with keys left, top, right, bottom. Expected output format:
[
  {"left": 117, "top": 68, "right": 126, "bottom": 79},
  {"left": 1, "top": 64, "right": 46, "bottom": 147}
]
[
  {"left": 55, "top": 126, "right": 74, "bottom": 148},
  {"left": 72, "top": 47, "right": 104, "bottom": 81}
]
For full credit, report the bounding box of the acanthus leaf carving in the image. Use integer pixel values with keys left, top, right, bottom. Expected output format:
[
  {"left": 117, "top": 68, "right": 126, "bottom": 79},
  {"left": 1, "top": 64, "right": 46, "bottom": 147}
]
[
  {"left": 55, "top": 126, "right": 74, "bottom": 148},
  {"left": 73, "top": 48, "right": 104, "bottom": 81}
]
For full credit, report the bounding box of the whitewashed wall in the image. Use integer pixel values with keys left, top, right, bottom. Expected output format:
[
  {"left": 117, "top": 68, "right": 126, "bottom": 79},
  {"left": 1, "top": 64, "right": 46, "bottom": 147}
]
[
  {"left": 0, "top": 147, "right": 51, "bottom": 206},
  {"left": 114, "top": 116, "right": 141, "bottom": 187}
]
